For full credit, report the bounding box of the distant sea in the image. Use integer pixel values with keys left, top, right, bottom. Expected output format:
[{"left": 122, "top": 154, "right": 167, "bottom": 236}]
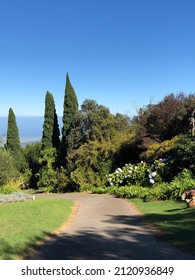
[{"left": 0, "top": 116, "right": 63, "bottom": 146}]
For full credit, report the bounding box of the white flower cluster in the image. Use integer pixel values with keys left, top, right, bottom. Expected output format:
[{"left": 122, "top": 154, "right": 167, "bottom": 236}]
[
  {"left": 148, "top": 171, "right": 157, "bottom": 184},
  {"left": 107, "top": 159, "right": 166, "bottom": 187},
  {"left": 107, "top": 161, "right": 149, "bottom": 187}
]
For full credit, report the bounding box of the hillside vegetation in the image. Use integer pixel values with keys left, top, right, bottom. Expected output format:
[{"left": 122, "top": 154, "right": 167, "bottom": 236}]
[{"left": 1, "top": 76, "right": 195, "bottom": 202}]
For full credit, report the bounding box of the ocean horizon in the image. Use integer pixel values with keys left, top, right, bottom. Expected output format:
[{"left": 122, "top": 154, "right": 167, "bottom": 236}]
[{"left": 0, "top": 116, "right": 63, "bottom": 146}]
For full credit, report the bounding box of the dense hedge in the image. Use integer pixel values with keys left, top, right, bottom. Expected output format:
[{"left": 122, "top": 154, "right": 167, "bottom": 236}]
[{"left": 85, "top": 169, "right": 195, "bottom": 202}]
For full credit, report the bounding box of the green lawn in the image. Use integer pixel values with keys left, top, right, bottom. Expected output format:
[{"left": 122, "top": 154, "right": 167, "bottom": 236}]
[
  {"left": 130, "top": 198, "right": 195, "bottom": 255},
  {"left": 0, "top": 197, "right": 74, "bottom": 260}
]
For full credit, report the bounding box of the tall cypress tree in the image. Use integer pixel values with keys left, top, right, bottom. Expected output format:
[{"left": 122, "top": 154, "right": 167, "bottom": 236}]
[
  {"left": 61, "top": 73, "right": 78, "bottom": 152},
  {"left": 42, "top": 91, "right": 60, "bottom": 150},
  {"left": 6, "top": 108, "right": 21, "bottom": 170},
  {"left": 53, "top": 108, "right": 60, "bottom": 149}
]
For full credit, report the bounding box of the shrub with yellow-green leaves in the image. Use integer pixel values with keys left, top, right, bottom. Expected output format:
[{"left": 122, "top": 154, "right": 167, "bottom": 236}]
[{"left": 145, "top": 135, "right": 180, "bottom": 161}]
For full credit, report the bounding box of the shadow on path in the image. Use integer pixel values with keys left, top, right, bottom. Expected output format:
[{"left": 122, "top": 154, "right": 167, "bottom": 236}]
[
  {"left": 29, "top": 213, "right": 195, "bottom": 260},
  {"left": 29, "top": 224, "right": 158, "bottom": 259},
  {"left": 24, "top": 193, "right": 195, "bottom": 260}
]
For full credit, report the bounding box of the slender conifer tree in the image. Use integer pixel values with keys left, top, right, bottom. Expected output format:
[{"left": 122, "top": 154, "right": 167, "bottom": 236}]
[
  {"left": 42, "top": 91, "right": 60, "bottom": 149},
  {"left": 6, "top": 108, "right": 21, "bottom": 170},
  {"left": 61, "top": 73, "right": 78, "bottom": 156}
]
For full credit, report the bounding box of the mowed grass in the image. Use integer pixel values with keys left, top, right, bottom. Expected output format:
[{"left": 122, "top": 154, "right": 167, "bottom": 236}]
[
  {"left": 0, "top": 197, "right": 74, "bottom": 260},
  {"left": 130, "top": 198, "right": 195, "bottom": 255}
]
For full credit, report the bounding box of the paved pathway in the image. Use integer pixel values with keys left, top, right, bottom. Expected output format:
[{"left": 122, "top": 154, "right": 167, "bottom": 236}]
[{"left": 29, "top": 193, "right": 195, "bottom": 260}]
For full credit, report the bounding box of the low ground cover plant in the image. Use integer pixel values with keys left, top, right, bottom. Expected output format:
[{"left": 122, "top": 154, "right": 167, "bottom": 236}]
[{"left": 0, "top": 192, "right": 33, "bottom": 203}]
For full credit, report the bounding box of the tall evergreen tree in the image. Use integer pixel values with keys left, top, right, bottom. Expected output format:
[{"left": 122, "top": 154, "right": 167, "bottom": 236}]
[
  {"left": 53, "top": 108, "right": 60, "bottom": 149},
  {"left": 61, "top": 73, "right": 78, "bottom": 155},
  {"left": 6, "top": 108, "right": 21, "bottom": 170},
  {"left": 42, "top": 91, "right": 60, "bottom": 150}
]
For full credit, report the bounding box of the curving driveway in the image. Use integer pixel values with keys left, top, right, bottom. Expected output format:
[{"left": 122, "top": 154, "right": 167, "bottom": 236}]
[{"left": 29, "top": 193, "right": 195, "bottom": 260}]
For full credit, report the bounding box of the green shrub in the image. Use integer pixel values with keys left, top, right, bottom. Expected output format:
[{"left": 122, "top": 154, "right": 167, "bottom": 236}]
[
  {"left": 0, "top": 183, "right": 20, "bottom": 194},
  {"left": 0, "top": 148, "right": 19, "bottom": 187},
  {"left": 144, "top": 183, "right": 169, "bottom": 201},
  {"left": 71, "top": 167, "right": 103, "bottom": 188},
  {"left": 145, "top": 136, "right": 180, "bottom": 161},
  {"left": 53, "top": 167, "right": 70, "bottom": 193},
  {"left": 169, "top": 169, "right": 195, "bottom": 198},
  {"left": 91, "top": 186, "right": 108, "bottom": 194},
  {"left": 166, "top": 134, "right": 195, "bottom": 179},
  {"left": 91, "top": 185, "right": 148, "bottom": 199},
  {"left": 144, "top": 169, "right": 195, "bottom": 201},
  {"left": 79, "top": 185, "right": 96, "bottom": 192},
  {"left": 22, "top": 142, "right": 42, "bottom": 188},
  {"left": 113, "top": 185, "right": 148, "bottom": 198}
]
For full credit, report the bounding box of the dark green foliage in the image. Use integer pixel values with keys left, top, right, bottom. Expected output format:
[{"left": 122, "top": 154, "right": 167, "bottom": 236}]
[
  {"left": 5, "top": 108, "right": 22, "bottom": 170},
  {"left": 53, "top": 109, "right": 60, "bottom": 149},
  {"left": 67, "top": 100, "right": 134, "bottom": 188},
  {"left": 22, "top": 142, "right": 42, "bottom": 188},
  {"left": 169, "top": 134, "right": 195, "bottom": 175},
  {"left": 36, "top": 148, "right": 58, "bottom": 191},
  {"left": 65, "top": 111, "right": 84, "bottom": 151},
  {"left": 144, "top": 170, "right": 195, "bottom": 201},
  {"left": 67, "top": 100, "right": 131, "bottom": 151},
  {"left": 61, "top": 73, "right": 78, "bottom": 153},
  {"left": 0, "top": 148, "right": 19, "bottom": 186},
  {"left": 42, "top": 91, "right": 60, "bottom": 150},
  {"left": 36, "top": 148, "right": 69, "bottom": 192},
  {"left": 80, "top": 99, "right": 115, "bottom": 141}
]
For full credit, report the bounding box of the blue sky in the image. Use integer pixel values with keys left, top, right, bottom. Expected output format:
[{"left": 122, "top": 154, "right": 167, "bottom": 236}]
[{"left": 1, "top": 0, "right": 195, "bottom": 117}]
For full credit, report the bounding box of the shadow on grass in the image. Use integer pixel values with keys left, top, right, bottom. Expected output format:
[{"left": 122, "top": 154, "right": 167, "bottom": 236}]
[
  {"left": 165, "top": 208, "right": 183, "bottom": 212},
  {"left": 1, "top": 208, "right": 195, "bottom": 260},
  {"left": 140, "top": 207, "right": 195, "bottom": 255},
  {"left": 0, "top": 235, "right": 45, "bottom": 260}
]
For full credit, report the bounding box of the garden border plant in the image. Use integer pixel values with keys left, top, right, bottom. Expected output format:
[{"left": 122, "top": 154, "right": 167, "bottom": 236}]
[{"left": 0, "top": 192, "right": 34, "bottom": 204}]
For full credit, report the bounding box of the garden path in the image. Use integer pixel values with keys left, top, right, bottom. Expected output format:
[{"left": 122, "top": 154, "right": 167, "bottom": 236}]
[{"left": 29, "top": 193, "right": 195, "bottom": 260}]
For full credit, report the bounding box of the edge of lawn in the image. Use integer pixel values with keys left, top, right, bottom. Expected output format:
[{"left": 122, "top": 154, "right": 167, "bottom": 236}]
[
  {"left": 128, "top": 198, "right": 195, "bottom": 256},
  {"left": 127, "top": 198, "right": 164, "bottom": 236},
  {"left": 22, "top": 196, "right": 80, "bottom": 260}
]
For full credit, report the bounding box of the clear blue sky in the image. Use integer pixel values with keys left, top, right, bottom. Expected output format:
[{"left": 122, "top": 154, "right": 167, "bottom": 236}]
[{"left": 1, "top": 0, "right": 195, "bottom": 117}]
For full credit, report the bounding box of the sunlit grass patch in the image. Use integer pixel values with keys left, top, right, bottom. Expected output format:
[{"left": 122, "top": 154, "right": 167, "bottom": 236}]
[
  {"left": 130, "top": 198, "right": 195, "bottom": 254},
  {"left": 0, "top": 197, "right": 74, "bottom": 259}
]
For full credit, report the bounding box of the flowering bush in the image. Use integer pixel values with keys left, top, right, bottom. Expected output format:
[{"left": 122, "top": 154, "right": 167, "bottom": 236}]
[
  {"left": 107, "top": 160, "right": 165, "bottom": 187},
  {"left": 92, "top": 168, "right": 195, "bottom": 202},
  {"left": 107, "top": 161, "right": 148, "bottom": 186},
  {"left": 147, "top": 159, "right": 166, "bottom": 184}
]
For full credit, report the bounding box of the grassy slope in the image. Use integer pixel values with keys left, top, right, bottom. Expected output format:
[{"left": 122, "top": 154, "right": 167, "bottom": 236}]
[
  {"left": 0, "top": 197, "right": 74, "bottom": 260},
  {"left": 130, "top": 198, "right": 195, "bottom": 254}
]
